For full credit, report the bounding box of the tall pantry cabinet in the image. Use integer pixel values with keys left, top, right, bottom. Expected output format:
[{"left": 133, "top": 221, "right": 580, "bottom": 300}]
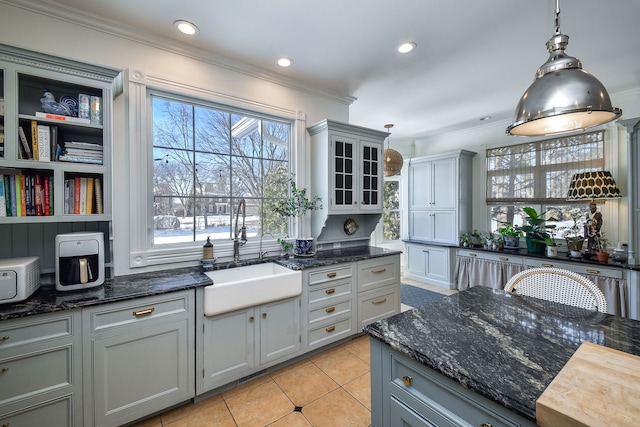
[
  {"left": 405, "top": 150, "right": 475, "bottom": 288},
  {"left": 0, "top": 44, "right": 119, "bottom": 272}
]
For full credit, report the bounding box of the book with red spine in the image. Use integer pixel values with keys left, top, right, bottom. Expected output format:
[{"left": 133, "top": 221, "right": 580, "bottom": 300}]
[
  {"left": 44, "top": 175, "right": 50, "bottom": 216},
  {"left": 34, "top": 174, "right": 43, "bottom": 216},
  {"left": 74, "top": 177, "right": 81, "bottom": 214}
]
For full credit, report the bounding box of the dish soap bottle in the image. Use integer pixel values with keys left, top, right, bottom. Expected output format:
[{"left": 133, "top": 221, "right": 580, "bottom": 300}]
[{"left": 203, "top": 236, "right": 214, "bottom": 259}]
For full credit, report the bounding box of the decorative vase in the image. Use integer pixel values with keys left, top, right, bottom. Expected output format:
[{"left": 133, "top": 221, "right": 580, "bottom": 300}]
[
  {"left": 525, "top": 237, "right": 545, "bottom": 254},
  {"left": 295, "top": 237, "right": 314, "bottom": 256},
  {"left": 596, "top": 252, "right": 610, "bottom": 263},
  {"left": 503, "top": 236, "right": 520, "bottom": 248},
  {"left": 546, "top": 245, "right": 558, "bottom": 257}
]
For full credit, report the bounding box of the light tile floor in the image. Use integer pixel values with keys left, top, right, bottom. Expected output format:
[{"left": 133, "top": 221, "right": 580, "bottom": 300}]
[{"left": 131, "top": 279, "right": 453, "bottom": 427}]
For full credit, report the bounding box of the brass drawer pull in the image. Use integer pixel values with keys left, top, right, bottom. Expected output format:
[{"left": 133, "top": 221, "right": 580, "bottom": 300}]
[
  {"left": 0, "top": 367, "right": 9, "bottom": 375},
  {"left": 586, "top": 269, "right": 601, "bottom": 274},
  {"left": 541, "top": 263, "right": 554, "bottom": 267},
  {"left": 402, "top": 375, "right": 412, "bottom": 386},
  {"left": 133, "top": 308, "right": 155, "bottom": 317},
  {"left": 326, "top": 326, "right": 336, "bottom": 333},
  {"left": 325, "top": 307, "right": 336, "bottom": 313},
  {"left": 499, "top": 257, "right": 509, "bottom": 261},
  {"left": 372, "top": 298, "right": 387, "bottom": 305},
  {"left": 325, "top": 288, "right": 336, "bottom": 294},
  {"left": 469, "top": 253, "right": 477, "bottom": 257},
  {"left": 422, "top": 250, "right": 429, "bottom": 253},
  {"left": 326, "top": 272, "right": 337, "bottom": 278},
  {"left": 0, "top": 336, "right": 9, "bottom": 344},
  {"left": 372, "top": 268, "right": 387, "bottom": 273}
]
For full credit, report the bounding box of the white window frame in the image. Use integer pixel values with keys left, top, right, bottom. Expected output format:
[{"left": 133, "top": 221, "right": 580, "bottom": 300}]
[{"left": 124, "top": 69, "right": 307, "bottom": 268}]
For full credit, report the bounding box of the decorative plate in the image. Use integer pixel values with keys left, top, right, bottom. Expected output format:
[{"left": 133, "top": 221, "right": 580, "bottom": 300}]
[
  {"left": 344, "top": 218, "right": 359, "bottom": 235},
  {"left": 60, "top": 95, "right": 79, "bottom": 117}
]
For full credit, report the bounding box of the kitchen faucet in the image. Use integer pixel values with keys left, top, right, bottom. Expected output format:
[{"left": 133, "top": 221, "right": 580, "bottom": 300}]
[{"left": 233, "top": 198, "right": 247, "bottom": 262}]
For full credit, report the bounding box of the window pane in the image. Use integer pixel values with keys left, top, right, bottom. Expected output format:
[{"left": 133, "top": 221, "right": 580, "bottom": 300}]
[
  {"left": 152, "top": 94, "right": 290, "bottom": 246},
  {"left": 383, "top": 181, "right": 400, "bottom": 241}
]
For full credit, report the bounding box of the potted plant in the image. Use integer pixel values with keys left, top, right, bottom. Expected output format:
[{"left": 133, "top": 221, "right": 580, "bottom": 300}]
[
  {"left": 594, "top": 233, "right": 610, "bottom": 263},
  {"left": 469, "top": 230, "right": 483, "bottom": 246},
  {"left": 516, "top": 207, "right": 556, "bottom": 254},
  {"left": 497, "top": 224, "right": 522, "bottom": 248},
  {"left": 560, "top": 209, "right": 585, "bottom": 257},
  {"left": 459, "top": 232, "right": 471, "bottom": 247},
  {"left": 544, "top": 235, "right": 558, "bottom": 257},
  {"left": 277, "top": 236, "right": 294, "bottom": 258}
]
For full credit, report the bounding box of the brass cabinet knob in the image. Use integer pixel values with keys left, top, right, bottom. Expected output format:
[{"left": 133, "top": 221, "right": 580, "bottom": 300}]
[
  {"left": 262, "top": 313, "right": 267, "bottom": 318},
  {"left": 0, "top": 336, "right": 9, "bottom": 344},
  {"left": 0, "top": 367, "right": 9, "bottom": 375},
  {"left": 402, "top": 375, "right": 412, "bottom": 387},
  {"left": 479, "top": 423, "right": 493, "bottom": 427},
  {"left": 249, "top": 316, "right": 254, "bottom": 322}
]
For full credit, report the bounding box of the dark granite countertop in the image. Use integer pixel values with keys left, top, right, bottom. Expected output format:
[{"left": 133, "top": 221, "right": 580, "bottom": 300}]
[
  {"left": 1, "top": 246, "right": 401, "bottom": 322},
  {"left": 364, "top": 286, "right": 640, "bottom": 422},
  {"left": 405, "top": 238, "right": 640, "bottom": 270}
]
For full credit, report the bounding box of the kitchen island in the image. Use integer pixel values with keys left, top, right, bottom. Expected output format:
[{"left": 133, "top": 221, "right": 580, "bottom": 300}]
[{"left": 365, "top": 286, "right": 640, "bottom": 426}]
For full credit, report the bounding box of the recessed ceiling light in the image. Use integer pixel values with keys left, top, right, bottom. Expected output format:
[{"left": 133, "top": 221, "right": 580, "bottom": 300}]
[
  {"left": 277, "top": 57, "right": 294, "bottom": 67},
  {"left": 174, "top": 20, "right": 199, "bottom": 36},
  {"left": 396, "top": 42, "right": 417, "bottom": 54}
]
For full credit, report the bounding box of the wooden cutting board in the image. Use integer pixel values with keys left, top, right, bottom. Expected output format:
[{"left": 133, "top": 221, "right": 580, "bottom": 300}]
[{"left": 536, "top": 341, "right": 640, "bottom": 427}]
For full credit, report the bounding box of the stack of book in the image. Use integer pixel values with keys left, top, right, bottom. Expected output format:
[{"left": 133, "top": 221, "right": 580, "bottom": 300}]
[
  {"left": 58, "top": 141, "right": 103, "bottom": 164},
  {"left": 0, "top": 172, "right": 54, "bottom": 217},
  {"left": 63, "top": 176, "right": 104, "bottom": 215}
]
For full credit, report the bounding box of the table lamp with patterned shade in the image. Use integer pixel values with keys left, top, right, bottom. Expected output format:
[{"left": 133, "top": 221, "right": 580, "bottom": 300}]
[
  {"left": 566, "top": 171, "right": 622, "bottom": 201},
  {"left": 566, "top": 171, "right": 621, "bottom": 254}
]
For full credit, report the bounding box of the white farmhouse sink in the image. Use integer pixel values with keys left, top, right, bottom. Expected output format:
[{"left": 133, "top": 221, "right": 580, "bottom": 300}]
[{"left": 204, "top": 262, "right": 302, "bottom": 316}]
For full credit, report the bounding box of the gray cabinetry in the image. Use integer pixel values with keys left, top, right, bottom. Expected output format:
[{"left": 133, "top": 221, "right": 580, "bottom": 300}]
[
  {"left": 370, "top": 338, "right": 536, "bottom": 427},
  {"left": 82, "top": 290, "right": 194, "bottom": 427},
  {"left": 198, "top": 296, "right": 301, "bottom": 394},
  {"left": 357, "top": 255, "right": 400, "bottom": 328},
  {"left": 308, "top": 120, "right": 387, "bottom": 215},
  {"left": 302, "top": 263, "right": 356, "bottom": 350},
  {"left": 0, "top": 310, "right": 82, "bottom": 426},
  {"left": 405, "top": 243, "right": 455, "bottom": 289},
  {"left": 407, "top": 150, "right": 475, "bottom": 244}
]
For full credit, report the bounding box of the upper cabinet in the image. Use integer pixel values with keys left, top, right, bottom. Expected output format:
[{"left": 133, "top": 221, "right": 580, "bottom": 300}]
[
  {"left": 408, "top": 150, "right": 476, "bottom": 244},
  {"left": 308, "top": 120, "right": 387, "bottom": 214},
  {"left": 0, "top": 44, "right": 120, "bottom": 223}
]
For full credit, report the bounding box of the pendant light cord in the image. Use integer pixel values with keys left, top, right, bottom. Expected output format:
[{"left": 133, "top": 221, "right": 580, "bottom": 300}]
[{"left": 554, "top": 0, "right": 561, "bottom": 35}]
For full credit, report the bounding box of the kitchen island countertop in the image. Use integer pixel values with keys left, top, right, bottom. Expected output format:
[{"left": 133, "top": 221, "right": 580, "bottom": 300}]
[{"left": 364, "top": 286, "right": 640, "bottom": 421}]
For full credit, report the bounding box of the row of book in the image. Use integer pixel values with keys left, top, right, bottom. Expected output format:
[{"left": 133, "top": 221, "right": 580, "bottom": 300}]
[
  {"left": 63, "top": 176, "right": 104, "bottom": 215},
  {"left": 18, "top": 120, "right": 104, "bottom": 165},
  {"left": 0, "top": 173, "right": 54, "bottom": 217}
]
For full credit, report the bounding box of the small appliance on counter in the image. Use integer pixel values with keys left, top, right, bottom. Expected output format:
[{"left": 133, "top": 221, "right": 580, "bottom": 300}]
[
  {"left": 0, "top": 256, "right": 40, "bottom": 304},
  {"left": 55, "top": 231, "right": 105, "bottom": 291}
]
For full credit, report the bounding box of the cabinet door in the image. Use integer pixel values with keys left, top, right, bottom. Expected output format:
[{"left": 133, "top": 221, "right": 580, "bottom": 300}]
[
  {"left": 409, "top": 161, "right": 432, "bottom": 209},
  {"left": 405, "top": 244, "right": 427, "bottom": 277},
  {"left": 89, "top": 320, "right": 191, "bottom": 426},
  {"left": 260, "top": 298, "right": 300, "bottom": 365},
  {"left": 431, "top": 157, "right": 457, "bottom": 209},
  {"left": 425, "top": 246, "right": 450, "bottom": 283},
  {"left": 359, "top": 138, "right": 382, "bottom": 211},
  {"left": 409, "top": 210, "right": 433, "bottom": 241},
  {"left": 202, "top": 307, "right": 255, "bottom": 389},
  {"left": 431, "top": 211, "right": 456, "bottom": 243},
  {"left": 331, "top": 134, "right": 357, "bottom": 212}
]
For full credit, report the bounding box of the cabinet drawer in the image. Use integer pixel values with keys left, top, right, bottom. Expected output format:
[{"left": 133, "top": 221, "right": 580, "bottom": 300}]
[
  {"left": 0, "top": 345, "right": 72, "bottom": 406},
  {"left": 307, "top": 317, "right": 354, "bottom": 349},
  {"left": 308, "top": 299, "right": 352, "bottom": 325},
  {"left": 308, "top": 264, "right": 353, "bottom": 285},
  {"left": 358, "top": 285, "right": 399, "bottom": 327},
  {"left": 459, "top": 249, "right": 523, "bottom": 264},
  {"left": 0, "top": 395, "right": 72, "bottom": 426},
  {"left": 87, "top": 292, "right": 190, "bottom": 333},
  {"left": 390, "top": 352, "right": 527, "bottom": 427},
  {"left": 308, "top": 279, "right": 352, "bottom": 305},
  {"left": 0, "top": 313, "right": 75, "bottom": 352},
  {"left": 523, "top": 259, "right": 623, "bottom": 279},
  {"left": 358, "top": 256, "right": 399, "bottom": 291}
]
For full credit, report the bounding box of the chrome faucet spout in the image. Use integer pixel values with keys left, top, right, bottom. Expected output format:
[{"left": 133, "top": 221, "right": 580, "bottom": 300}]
[{"left": 233, "top": 198, "right": 247, "bottom": 262}]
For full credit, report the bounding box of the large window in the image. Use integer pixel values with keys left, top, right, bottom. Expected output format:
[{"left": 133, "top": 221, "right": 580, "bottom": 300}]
[
  {"left": 487, "top": 131, "right": 604, "bottom": 232},
  {"left": 151, "top": 95, "right": 291, "bottom": 245},
  {"left": 382, "top": 179, "right": 401, "bottom": 241}
]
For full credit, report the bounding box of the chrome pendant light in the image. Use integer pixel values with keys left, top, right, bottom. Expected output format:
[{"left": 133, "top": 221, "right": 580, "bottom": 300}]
[
  {"left": 383, "top": 124, "right": 403, "bottom": 177},
  {"left": 506, "top": 0, "right": 622, "bottom": 137}
]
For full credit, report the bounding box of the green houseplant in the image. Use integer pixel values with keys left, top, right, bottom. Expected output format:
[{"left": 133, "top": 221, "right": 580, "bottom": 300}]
[
  {"left": 271, "top": 174, "right": 323, "bottom": 218},
  {"left": 561, "top": 210, "right": 585, "bottom": 257},
  {"left": 497, "top": 224, "right": 522, "bottom": 248},
  {"left": 517, "top": 207, "right": 556, "bottom": 254}
]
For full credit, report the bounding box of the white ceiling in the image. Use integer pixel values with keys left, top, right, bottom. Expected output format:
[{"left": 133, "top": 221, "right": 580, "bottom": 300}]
[{"left": 14, "top": 0, "right": 640, "bottom": 140}]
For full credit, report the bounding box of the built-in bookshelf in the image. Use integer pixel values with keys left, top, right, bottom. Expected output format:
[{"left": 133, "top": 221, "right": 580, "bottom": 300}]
[{"left": 0, "top": 44, "right": 118, "bottom": 223}]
